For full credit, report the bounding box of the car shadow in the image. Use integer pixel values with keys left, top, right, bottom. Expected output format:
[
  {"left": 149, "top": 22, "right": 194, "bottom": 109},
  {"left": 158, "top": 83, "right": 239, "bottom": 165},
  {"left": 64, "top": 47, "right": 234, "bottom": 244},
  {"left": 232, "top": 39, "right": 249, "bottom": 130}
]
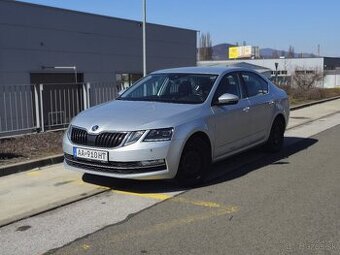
[
  {"left": 203, "top": 136, "right": 317, "bottom": 186},
  {"left": 82, "top": 136, "right": 318, "bottom": 193}
]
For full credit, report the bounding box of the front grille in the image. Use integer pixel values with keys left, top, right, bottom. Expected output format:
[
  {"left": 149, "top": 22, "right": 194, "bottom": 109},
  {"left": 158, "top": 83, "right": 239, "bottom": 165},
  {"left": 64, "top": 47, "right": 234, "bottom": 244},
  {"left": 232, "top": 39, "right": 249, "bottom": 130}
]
[
  {"left": 64, "top": 154, "right": 166, "bottom": 174},
  {"left": 70, "top": 127, "right": 126, "bottom": 148},
  {"left": 71, "top": 127, "right": 87, "bottom": 145},
  {"left": 95, "top": 132, "right": 126, "bottom": 148}
]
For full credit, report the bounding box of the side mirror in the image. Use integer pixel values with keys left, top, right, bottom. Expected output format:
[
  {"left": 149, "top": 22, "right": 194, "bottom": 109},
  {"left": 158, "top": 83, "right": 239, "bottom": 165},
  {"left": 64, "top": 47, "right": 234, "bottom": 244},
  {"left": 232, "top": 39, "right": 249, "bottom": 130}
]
[{"left": 215, "top": 93, "right": 239, "bottom": 105}]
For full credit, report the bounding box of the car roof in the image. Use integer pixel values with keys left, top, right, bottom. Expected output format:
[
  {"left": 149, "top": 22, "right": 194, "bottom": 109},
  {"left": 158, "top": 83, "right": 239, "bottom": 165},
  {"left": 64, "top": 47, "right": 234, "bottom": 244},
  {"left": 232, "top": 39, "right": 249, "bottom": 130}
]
[{"left": 151, "top": 66, "right": 248, "bottom": 75}]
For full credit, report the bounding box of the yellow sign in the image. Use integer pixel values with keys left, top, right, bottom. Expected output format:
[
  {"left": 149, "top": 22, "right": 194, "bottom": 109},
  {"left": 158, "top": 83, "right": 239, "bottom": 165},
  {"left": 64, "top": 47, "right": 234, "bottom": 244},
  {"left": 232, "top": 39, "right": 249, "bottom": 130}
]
[
  {"left": 228, "top": 46, "right": 252, "bottom": 59},
  {"left": 229, "top": 47, "right": 239, "bottom": 59}
]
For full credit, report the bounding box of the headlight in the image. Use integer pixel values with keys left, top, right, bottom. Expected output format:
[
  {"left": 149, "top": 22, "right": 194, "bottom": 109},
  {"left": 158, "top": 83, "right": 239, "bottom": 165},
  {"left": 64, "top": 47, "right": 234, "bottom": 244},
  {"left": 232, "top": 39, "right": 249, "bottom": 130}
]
[
  {"left": 143, "top": 128, "right": 173, "bottom": 142},
  {"left": 124, "top": 130, "right": 145, "bottom": 146}
]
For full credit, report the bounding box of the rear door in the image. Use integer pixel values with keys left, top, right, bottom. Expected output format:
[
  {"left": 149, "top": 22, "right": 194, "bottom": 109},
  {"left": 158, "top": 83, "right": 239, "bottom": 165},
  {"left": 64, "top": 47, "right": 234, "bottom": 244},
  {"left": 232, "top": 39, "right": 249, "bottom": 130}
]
[{"left": 240, "top": 72, "right": 275, "bottom": 143}]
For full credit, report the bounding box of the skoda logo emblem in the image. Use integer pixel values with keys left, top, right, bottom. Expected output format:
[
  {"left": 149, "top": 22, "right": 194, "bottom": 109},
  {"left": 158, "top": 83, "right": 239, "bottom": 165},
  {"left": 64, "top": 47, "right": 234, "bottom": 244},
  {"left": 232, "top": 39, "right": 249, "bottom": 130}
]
[{"left": 91, "top": 125, "right": 99, "bottom": 132}]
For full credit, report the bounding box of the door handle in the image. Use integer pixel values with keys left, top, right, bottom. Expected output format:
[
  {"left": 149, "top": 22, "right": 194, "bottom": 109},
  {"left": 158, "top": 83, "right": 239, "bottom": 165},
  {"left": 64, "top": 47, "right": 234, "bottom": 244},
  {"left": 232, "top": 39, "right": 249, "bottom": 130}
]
[{"left": 242, "top": 106, "right": 250, "bottom": 112}]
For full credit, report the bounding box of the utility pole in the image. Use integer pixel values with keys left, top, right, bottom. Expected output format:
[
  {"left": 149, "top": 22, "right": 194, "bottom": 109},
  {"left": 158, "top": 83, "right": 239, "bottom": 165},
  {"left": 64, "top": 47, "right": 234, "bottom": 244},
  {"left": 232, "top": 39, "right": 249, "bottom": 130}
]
[
  {"left": 142, "top": 0, "right": 147, "bottom": 77},
  {"left": 275, "top": 62, "right": 279, "bottom": 84}
]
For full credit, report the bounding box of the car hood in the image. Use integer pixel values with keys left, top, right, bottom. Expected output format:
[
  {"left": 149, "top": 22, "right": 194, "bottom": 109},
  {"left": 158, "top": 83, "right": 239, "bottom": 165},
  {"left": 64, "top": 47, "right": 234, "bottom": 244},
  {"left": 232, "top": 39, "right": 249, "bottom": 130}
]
[{"left": 71, "top": 100, "right": 203, "bottom": 132}]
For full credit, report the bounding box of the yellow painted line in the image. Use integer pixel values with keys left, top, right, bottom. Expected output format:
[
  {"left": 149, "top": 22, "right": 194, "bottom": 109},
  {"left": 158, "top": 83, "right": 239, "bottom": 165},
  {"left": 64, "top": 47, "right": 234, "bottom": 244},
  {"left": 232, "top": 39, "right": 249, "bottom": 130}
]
[
  {"left": 172, "top": 197, "right": 222, "bottom": 208},
  {"left": 113, "top": 190, "right": 234, "bottom": 210},
  {"left": 109, "top": 206, "right": 239, "bottom": 243},
  {"left": 71, "top": 180, "right": 109, "bottom": 191},
  {"left": 113, "top": 190, "right": 171, "bottom": 200},
  {"left": 81, "top": 244, "right": 91, "bottom": 250},
  {"left": 96, "top": 186, "right": 110, "bottom": 190},
  {"left": 73, "top": 180, "right": 87, "bottom": 186},
  {"left": 26, "top": 170, "right": 42, "bottom": 176}
]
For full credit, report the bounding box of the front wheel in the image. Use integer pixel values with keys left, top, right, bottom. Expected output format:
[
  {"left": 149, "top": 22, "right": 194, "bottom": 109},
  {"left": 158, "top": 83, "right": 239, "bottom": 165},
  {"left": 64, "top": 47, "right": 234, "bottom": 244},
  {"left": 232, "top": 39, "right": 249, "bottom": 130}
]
[
  {"left": 175, "top": 137, "right": 210, "bottom": 187},
  {"left": 264, "top": 117, "right": 285, "bottom": 153}
]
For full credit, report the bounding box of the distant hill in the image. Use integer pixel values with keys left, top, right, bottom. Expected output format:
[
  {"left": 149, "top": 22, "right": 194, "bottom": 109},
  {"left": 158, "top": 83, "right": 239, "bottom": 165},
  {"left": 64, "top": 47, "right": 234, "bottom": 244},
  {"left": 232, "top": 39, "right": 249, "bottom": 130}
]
[
  {"left": 210, "top": 43, "right": 316, "bottom": 60},
  {"left": 260, "top": 48, "right": 316, "bottom": 58},
  {"left": 212, "top": 43, "right": 235, "bottom": 60}
]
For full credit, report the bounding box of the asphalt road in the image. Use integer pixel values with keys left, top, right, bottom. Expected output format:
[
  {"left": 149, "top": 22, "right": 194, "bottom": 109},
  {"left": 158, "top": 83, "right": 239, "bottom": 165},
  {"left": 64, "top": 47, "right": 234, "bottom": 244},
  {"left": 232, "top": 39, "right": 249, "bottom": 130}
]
[{"left": 49, "top": 124, "right": 340, "bottom": 255}]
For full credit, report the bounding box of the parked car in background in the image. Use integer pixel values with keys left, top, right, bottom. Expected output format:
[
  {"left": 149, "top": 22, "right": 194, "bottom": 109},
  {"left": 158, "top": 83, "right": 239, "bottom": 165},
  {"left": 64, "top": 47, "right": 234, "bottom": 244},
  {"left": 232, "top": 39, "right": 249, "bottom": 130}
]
[{"left": 63, "top": 66, "right": 289, "bottom": 185}]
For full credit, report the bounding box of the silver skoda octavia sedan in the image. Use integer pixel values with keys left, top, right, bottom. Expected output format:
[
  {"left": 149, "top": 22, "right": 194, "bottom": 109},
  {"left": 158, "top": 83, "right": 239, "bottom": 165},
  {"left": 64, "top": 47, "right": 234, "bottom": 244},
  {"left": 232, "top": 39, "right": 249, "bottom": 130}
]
[{"left": 63, "top": 66, "right": 289, "bottom": 184}]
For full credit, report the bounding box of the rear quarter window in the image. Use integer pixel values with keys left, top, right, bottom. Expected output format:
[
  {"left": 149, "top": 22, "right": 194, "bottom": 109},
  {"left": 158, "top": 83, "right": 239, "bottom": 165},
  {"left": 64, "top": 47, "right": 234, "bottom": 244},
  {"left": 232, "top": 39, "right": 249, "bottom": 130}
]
[{"left": 241, "top": 72, "right": 268, "bottom": 97}]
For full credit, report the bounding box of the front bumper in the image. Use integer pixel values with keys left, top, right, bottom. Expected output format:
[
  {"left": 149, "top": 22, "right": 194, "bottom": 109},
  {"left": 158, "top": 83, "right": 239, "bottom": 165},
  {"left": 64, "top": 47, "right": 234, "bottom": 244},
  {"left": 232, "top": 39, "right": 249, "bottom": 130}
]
[{"left": 63, "top": 134, "right": 184, "bottom": 180}]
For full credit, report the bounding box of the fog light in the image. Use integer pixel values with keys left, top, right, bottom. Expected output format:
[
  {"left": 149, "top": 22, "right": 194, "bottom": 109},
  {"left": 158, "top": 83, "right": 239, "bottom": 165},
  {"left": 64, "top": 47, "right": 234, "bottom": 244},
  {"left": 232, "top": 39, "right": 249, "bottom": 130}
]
[{"left": 140, "top": 159, "right": 165, "bottom": 167}]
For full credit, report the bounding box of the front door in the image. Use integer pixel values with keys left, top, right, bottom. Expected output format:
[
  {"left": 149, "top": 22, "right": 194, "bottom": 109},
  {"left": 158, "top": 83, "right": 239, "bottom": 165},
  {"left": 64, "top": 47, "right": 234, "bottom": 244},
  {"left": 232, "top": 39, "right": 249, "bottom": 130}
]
[{"left": 211, "top": 72, "right": 252, "bottom": 159}]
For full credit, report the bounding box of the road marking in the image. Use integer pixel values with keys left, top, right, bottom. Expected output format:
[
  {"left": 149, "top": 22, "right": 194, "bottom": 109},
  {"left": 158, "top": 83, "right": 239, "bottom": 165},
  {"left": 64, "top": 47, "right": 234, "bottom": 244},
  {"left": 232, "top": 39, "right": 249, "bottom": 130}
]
[
  {"left": 173, "top": 197, "right": 222, "bottom": 208},
  {"left": 113, "top": 190, "right": 172, "bottom": 200},
  {"left": 26, "top": 170, "right": 42, "bottom": 176},
  {"left": 4, "top": 107, "right": 339, "bottom": 255},
  {"left": 81, "top": 244, "right": 90, "bottom": 250},
  {"left": 106, "top": 206, "right": 238, "bottom": 244},
  {"left": 113, "top": 190, "right": 233, "bottom": 210}
]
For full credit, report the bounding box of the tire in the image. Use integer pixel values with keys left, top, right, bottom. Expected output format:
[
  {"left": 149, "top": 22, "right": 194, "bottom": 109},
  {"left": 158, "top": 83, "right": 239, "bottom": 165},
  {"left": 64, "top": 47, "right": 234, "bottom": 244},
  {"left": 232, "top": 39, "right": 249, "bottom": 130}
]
[
  {"left": 175, "top": 137, "right": 210, "bottom": 187},
  {"left": 264, "top": 117, "right": 285, "bottom": 153}
]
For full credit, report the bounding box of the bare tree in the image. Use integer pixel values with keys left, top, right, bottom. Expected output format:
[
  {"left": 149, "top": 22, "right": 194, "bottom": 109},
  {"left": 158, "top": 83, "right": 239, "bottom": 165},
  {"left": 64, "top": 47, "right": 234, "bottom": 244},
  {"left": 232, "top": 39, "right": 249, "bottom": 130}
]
[
  {"left": 292, "top": 67, "right": 324, "bottom": 91},
  {"left": 288, "top": 45, "right": 295, "bottom": 58},
  {"left": 280, "top": 50, "right": 286, "bottom": 58},
  {"left": 272, "top": 50, "right": 279, "bottom": 58},
  {"left": 199, "top": 32, "right": 213, "bottom": 61}
]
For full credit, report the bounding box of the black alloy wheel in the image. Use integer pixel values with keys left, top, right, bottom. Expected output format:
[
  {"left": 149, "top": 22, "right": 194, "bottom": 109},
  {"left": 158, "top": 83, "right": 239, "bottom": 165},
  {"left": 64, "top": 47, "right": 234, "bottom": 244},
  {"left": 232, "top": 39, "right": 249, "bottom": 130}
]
[
  {"left": 176, "top": 137, "right": 210, "bottom": 187},
  {"left": 264, "top": 117, "right": 285, "bottom": 153}
]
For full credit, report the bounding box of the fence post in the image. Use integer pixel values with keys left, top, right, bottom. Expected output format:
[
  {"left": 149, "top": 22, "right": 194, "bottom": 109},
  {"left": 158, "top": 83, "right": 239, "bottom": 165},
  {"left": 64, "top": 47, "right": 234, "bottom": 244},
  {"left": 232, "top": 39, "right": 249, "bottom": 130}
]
[
  {"left": 33, "top": 84, "right": 40, "bottom": 131},
  {"left": 39, "top": 84, "right": 45, "bottom": 132},
  {"left": 86, "top": 82, "right": 91, "bottom": 108},
  {"left": 82, "top": 83, "right": 87, "bottom": 110}
]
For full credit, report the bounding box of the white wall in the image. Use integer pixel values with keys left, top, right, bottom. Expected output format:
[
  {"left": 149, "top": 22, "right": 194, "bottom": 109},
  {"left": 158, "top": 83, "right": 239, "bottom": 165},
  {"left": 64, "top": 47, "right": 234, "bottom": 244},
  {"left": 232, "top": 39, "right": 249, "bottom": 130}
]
[
  {"left": 198, "top": 58, "right": 324, "bottom": 76},
  {"left": 324, "top": 74, "right": 340, "bottom": 88}
]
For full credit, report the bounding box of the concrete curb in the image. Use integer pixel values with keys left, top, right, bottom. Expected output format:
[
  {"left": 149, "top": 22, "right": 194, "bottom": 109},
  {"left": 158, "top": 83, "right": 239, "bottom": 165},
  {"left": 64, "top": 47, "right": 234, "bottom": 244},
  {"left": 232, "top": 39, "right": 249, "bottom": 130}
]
[
  {"left": 290, "top": 95, "right": 340, "bottom": 111},
  {"left": 0, "top": 154, "right": 64, "bottom": 177},
  {"left": 1, "top": 96, "right": 340, "bottom": 178}
]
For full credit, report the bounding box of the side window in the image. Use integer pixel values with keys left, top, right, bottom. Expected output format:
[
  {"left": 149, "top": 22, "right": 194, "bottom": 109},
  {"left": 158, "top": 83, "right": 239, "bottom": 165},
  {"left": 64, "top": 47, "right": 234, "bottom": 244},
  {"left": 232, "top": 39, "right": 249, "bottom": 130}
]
[
  {"left": 241, "top": 72, "right": 268, "bottom": 97},
  {"left": 213, "top": 73, "right": 241, "bottom": 101}
]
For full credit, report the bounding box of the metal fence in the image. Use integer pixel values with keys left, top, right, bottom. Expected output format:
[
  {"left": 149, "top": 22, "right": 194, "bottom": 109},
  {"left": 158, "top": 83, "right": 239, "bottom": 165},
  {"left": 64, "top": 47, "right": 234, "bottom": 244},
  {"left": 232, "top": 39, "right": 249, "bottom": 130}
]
[
  {"left": 0, "top": 84, "right": 37, "bottom": 136},
  {"left": 0, "top": 82, "right": 117, "bottom": 138}
]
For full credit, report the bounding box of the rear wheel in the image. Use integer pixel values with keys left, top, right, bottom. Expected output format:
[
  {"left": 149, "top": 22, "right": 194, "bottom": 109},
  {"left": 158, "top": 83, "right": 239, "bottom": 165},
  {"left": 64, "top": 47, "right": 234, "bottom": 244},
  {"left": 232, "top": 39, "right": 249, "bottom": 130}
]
[
  {"left": 264, "top": 117, "right": 285, "bottom": 153},
  {"left": 175, "top": 137, "right": 210, "bottom": 187}
]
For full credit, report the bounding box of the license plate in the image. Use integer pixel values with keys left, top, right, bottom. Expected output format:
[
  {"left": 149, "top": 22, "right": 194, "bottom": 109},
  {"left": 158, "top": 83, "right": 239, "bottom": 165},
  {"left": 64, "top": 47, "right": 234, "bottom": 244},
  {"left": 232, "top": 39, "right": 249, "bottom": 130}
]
[{"left": 73, "top": 147, "right": 108, "bottom": 162}]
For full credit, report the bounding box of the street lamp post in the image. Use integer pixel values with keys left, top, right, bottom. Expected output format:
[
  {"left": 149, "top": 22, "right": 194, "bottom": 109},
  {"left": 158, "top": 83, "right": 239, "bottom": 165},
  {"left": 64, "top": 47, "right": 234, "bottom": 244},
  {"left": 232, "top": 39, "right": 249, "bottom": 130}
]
[
  {"left": 275, "top": 62, "right": 279, "bottom": 85},
  {"left": 142, "top": 0, "right": 147, "bottom": 77},
  {"left": 197, "top": 30, "right": 201, "bottom": 61}
]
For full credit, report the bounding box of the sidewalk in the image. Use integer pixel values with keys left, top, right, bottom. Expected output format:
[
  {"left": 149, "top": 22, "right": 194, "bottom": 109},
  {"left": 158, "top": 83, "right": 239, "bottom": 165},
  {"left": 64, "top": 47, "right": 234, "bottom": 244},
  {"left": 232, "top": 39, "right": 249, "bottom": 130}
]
[
  {"left": 0, "top": 164, "right": 109, "bottom": 226},
  {"left": 0, "top": 98, "right": 340, "bottom": 227},
  {"left": 288, "top": 98, "right": 340, "bottom": 129}
]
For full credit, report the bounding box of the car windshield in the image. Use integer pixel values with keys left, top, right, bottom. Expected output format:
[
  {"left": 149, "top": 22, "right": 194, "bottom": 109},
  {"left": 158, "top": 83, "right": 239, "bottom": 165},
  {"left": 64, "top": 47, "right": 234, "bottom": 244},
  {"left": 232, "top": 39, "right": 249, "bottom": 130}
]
[{"left": 117, "top": 73, "right": 218, "bottom": 104}]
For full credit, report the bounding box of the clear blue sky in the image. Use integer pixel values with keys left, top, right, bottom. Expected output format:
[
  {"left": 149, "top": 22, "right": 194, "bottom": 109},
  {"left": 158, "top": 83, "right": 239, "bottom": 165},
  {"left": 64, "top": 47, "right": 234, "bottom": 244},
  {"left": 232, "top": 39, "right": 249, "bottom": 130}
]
[{"left": 20, "top": 0, "right": 340, "bottom": 57}]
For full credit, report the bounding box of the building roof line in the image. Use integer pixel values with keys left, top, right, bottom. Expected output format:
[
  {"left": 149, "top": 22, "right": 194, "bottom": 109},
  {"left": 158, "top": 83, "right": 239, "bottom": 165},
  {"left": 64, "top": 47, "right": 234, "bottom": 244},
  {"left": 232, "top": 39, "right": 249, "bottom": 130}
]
[{"left": 12, "top": 0, "right": 197, "bottom": 33}]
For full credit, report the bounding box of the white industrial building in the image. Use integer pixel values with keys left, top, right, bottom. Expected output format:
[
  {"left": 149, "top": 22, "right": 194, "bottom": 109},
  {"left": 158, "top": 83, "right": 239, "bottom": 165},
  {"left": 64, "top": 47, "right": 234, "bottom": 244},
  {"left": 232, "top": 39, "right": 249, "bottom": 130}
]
[{"left": 198, "top": 57, "right": 340, "bottom": 88}]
